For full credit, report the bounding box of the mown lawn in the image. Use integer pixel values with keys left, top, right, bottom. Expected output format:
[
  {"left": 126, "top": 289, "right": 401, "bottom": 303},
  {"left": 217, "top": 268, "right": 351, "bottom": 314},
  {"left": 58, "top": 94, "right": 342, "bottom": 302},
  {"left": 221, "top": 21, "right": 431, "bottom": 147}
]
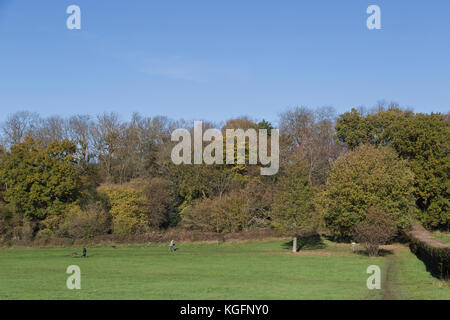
[
  {"left": 391, "top": 247, "right": 449, "bottom": 300},
  {"left": 0, "top": 239, "right": 447, "bottom": 300}
]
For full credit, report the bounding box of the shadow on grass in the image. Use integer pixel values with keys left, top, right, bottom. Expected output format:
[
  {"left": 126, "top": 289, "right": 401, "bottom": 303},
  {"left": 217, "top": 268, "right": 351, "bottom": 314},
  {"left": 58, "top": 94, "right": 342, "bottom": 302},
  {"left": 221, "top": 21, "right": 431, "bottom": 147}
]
[
  {"left": 354, "top": 248, "right": 394, "bottom": 257},
  {"left": 282, "top": 234, "right": 326, "bottom": 251}
]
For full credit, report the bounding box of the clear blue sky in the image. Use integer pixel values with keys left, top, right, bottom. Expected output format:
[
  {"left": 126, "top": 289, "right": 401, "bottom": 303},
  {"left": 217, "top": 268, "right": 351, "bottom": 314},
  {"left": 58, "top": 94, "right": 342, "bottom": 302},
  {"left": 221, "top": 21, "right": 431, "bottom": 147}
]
[{"left": 0, "top": 0, "right": 449, "bottom": 125}]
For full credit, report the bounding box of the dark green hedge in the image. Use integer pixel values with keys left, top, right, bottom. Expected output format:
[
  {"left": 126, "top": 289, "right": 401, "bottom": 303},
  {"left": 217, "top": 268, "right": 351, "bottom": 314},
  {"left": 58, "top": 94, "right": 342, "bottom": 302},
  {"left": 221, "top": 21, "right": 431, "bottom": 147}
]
[{"left": 409, "top": 236, "right": 449, "bottom": 280}]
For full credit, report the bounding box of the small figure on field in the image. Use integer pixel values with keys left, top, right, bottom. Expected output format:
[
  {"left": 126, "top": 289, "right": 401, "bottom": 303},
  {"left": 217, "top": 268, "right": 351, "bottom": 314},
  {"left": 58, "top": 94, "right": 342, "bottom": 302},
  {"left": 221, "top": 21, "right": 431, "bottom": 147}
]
[
  {"left": 82, "top": 247, "right": 87, "bottom": 258},
  {"left": 169, "top": 240, "right": 175, "bottom": 252},
  {"left": 351, "top": 242, "right": 356, "bottom": 253}
]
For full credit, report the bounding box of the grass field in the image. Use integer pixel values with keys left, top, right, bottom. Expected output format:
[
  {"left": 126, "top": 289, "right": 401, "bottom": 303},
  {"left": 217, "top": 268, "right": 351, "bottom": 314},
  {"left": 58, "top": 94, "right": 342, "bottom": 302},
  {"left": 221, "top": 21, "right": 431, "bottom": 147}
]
[{"left": 0, "top": 238, "right": 448, "bottom": 300}]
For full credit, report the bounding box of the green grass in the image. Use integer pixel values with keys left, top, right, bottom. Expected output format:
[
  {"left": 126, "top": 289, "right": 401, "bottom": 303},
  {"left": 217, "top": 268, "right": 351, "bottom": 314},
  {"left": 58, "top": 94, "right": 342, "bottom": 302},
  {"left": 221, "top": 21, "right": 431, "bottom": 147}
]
[
  {"left": 0, "top": 239, "right": 447, "bottom": 300},
  {"left": 391, "top": 248, "right": 449, "bottom": 299}
]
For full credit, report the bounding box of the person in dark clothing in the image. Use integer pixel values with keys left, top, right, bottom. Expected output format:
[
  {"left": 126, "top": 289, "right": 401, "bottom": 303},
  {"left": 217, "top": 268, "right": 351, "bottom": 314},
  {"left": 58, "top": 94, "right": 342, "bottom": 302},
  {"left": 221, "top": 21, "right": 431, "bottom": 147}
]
[{"left": 82, "top": 247, "right": 87, "bottom": 258}]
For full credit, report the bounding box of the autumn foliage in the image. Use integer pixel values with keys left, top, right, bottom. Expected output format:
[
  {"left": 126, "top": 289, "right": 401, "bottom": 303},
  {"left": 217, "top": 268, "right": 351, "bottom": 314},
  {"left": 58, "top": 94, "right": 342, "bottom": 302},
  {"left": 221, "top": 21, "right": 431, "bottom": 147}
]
[{"left": 0, "top": 107, "right": 447, "bottom": 245}]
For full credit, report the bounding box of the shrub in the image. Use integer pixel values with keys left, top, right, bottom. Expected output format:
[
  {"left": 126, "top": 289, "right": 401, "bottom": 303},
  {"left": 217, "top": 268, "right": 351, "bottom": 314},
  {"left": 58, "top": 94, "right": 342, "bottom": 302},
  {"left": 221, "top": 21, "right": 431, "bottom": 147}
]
[
  {"left": 98, "top": 184, "right": 150, "bottom": 235},
  {"left": 0, "top": 204, "right": 35, "bottom": 242},
  {"left": 19, "top": 220, "right": 36, "bottom": 242},
  {"left": 0, "top": 203, "right": 14, "bottom": 237},
  {"left": 36, "top": 228, "right": 53, "bottom": 243},
  {"left": 57, "top": 203, "right": 111, "bottom": 239},
  {"left": 141, "top": 177, "right": 173, "bottom": 228},
  {"left": 181, "top": 193, "right": 246, "bottom": 233},
  {"left": 353, "top": 206, "right": 397, "bottom": 257},
  {"left": 181, "top": 178, "right": 273, "bottom": 234}
]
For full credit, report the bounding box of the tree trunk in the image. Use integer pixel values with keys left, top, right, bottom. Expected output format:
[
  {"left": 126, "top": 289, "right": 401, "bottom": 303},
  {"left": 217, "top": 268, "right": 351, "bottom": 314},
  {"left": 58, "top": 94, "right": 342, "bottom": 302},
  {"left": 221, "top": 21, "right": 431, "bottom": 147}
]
[{"left": 292, "top": 236, "right": 297, "bottom": 253}]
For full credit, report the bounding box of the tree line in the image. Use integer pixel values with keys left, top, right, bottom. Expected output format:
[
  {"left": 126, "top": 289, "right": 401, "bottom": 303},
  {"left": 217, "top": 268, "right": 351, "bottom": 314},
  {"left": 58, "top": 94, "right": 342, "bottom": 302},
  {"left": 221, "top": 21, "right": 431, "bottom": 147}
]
[{"left": 0, "top": 105, "right": 447, "bottom": 248}]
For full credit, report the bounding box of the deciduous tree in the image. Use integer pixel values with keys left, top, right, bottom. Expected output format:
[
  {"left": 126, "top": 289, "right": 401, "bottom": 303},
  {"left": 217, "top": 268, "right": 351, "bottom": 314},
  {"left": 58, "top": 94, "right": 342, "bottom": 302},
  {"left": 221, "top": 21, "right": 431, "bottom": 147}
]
[
  {"left": 324, "top": 144, "right": 416, "bottom": 239},
  {"left": 0, "top": 137, "right": 81, "bottom": 222}
]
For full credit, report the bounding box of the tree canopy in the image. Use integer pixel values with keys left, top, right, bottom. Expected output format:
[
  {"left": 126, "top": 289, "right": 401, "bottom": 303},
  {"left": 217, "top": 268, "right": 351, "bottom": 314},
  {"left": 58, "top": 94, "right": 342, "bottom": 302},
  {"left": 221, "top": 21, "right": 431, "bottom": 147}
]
[
  {"left": 272, "top": 160, "right": 317, "bottom": 251},
  {"left": 0, "top": 107, "right": 447, "bottom": 243},
  {"left": 336, "top": 108, "right": 449, "bottom": 229},
  {"left": 0, "top": 137, "right": 81, "bottom": 222},
  {"left": 323, "top": 144, "right": 416, "bottom": 239}
]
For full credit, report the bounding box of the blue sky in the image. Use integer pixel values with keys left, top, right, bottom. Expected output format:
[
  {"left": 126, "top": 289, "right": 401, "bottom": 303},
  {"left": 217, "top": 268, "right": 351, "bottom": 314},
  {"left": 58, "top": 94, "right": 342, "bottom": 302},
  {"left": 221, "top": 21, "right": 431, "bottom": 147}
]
[{"left": 0, "top": 0, "right": 449, "bottom": 125}]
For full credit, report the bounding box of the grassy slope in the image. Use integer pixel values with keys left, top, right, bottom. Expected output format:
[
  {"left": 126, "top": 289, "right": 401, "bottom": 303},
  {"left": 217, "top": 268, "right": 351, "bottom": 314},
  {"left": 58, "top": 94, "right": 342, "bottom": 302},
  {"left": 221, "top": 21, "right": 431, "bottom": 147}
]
[{"left": 0, "top": 239, "right": 447, "bottom": 300}]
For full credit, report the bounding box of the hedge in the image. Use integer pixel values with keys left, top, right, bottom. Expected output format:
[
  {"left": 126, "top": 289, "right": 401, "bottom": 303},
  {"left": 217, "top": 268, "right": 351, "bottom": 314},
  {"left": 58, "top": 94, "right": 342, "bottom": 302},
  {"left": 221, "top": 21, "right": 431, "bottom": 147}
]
[{"left": 407, "top": 222, "right": 449, "bottom": 280}]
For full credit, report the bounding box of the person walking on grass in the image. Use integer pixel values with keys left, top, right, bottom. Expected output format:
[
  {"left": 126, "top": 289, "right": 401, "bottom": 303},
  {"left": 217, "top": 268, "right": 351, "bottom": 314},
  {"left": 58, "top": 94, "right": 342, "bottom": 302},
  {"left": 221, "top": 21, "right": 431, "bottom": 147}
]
[{"left": 170, "top": 240, "right": 175, "bottom": 252}]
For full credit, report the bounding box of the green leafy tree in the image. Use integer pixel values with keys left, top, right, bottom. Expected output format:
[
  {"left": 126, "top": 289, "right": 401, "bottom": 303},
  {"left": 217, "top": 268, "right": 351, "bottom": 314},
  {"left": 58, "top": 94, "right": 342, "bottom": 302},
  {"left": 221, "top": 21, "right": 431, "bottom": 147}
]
[
  {"left": 324, "top": 144, "right": 416, "bottom": 239},
  {"left": 388, "top": 113, "right": 449, "bottom": 229},
  {"left": 0, "top": 137, "right": 81, "bottom": 222},
  {"left": 256, "top": 119, "right": 274, "bottom": 133},
  {"left": 334, "top": 108, "right": 370, "bottom": 150},
  {"left": 272, "top": 161, "right": 317, "bottom": 252},
  {"left": 335, "top": 109, "right": 449, "bottom": 229}
]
